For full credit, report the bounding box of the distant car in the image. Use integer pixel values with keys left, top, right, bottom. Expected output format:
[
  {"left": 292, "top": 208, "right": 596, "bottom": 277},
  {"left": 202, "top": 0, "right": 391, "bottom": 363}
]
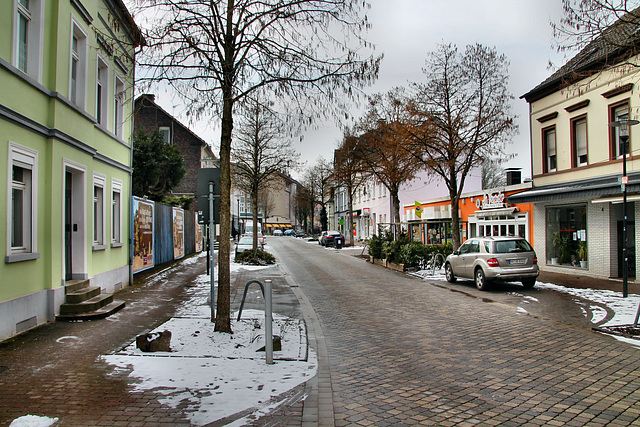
[
  {"left": 318, "top": 231, "right": 327, "bottom": 245},
  {"left": 444, "top": 236, "right": 539, "bottom": 291},
  {"left": 284, "top": 229, "right": 295, "bottom": 236},
  {"left": 320, "top": 230, "right": 344, "bottom": 247},
  {"left": 295, "top": 229, "right": 305, "bottom": 237},
  {"left": 273, "top": 230, "right": 283, "bottom": 236},
  {"left": 235, "top": 236, "right": 263, "bottom": 256}
]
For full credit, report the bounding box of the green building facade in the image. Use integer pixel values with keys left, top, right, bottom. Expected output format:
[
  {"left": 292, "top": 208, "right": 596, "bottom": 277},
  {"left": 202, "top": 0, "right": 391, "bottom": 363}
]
[{"left": 0, "top": 0, "right": 143, "bottom": 340}]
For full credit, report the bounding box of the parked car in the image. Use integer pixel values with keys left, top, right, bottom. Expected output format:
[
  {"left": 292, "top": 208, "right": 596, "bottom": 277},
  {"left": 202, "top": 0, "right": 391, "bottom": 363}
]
[
  {"left": 242, "top": 232, "right": 265, "bottom": 246},
  {"left": 284, "top": 229, "right": 295, "bottom": 236},
  {"left": 235, "top": 236, "right": 263, "bottom": 256},
  {"left": 318, "top": 231, "right": 327, "bottom": 245},
  {"left": 295, "top": 229, "right": 305, "bottom": 237},
  {"left": 320, "top": 230, "right": 344, "bottom": 247},
  {"left": 444, "top": 236, "right": 539, "bottom": 290},
  {"left": 273, "top": 229, "right": 283, "bottom": 236}
]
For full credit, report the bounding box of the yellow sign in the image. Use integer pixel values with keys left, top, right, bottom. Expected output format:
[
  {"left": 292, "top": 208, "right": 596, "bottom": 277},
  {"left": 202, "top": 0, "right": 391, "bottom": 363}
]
[{"left": 415, "top": 201, "right": 423, "bottom": 218}]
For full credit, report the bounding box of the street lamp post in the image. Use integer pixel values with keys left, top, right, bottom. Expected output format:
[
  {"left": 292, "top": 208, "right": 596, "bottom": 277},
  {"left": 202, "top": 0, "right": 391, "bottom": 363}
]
[{"left": 609, "top": 118, "right": 639, "bottom": 298}]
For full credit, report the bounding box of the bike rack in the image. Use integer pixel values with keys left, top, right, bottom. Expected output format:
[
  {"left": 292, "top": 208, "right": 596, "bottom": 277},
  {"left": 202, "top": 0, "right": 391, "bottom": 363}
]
[
  {"left": 237, "top": 280, "right": 265, "bottom": 321},
  {"left": 236, "top": 279, "right": 275, "bottom": 364},
  {"left": 422, "top": 253, "right": 446, "bottom": 276}
]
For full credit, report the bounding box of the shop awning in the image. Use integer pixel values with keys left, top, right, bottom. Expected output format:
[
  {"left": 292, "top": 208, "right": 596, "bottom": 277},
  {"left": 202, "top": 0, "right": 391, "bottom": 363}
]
[
  {"left": 507, "top": 174, "right": 640, "bottom": 203},
  {"left": 264, "top": 223, "right": 292, "bottom": 227},
  {"left": 474, "top": 207, "right": 519, "bottom": 217},
  {"left": 592, "top": 195, "right": 640, "bottom": 204}
]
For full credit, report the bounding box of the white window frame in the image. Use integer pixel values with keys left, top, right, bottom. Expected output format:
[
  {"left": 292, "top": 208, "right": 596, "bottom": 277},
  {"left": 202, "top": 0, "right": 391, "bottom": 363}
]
[
  {"left": 114, "top": 74, "right": 125, "bottom": 138},
  {"left": 111, "top": 179, "right": 122, "bottom": 246},
  {"left": 96, "top": 55, "right": 109, "bottom": 126},
  {"left": 92, "top": 173, "right": 106, "bottom": 249},
  {"left": 69, "top": 18, "right": 88, "bottom": 109},
  {"left": 159, "top": 126, "right": 171, "bottom": 144},
  {"left": 12, "top": 0, "right": 44, "bottom": 81},
  {"left": 544, "top": 127, "right": 557, "bottom": 173},
  {"left": 612, "top": 104, "right": 630, "bottom": 158},
  {"left": 573, "top": 116, "right": 588, "bottom": 167},
  {"left": 6, "top": 142, "right": 39, "bottom": 263}
]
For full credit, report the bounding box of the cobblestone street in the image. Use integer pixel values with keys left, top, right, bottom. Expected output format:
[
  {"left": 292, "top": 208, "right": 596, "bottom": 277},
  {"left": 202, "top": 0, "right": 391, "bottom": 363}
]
[{"left": 273, "top": 238, "right": 640, "bottom": 426}]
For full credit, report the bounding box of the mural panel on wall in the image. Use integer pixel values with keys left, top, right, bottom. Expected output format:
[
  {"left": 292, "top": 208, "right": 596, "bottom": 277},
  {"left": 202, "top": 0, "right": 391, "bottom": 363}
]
[
  {"left": 173, "top": 207, "right": 185, "bottom": 260},
  {"left": 133, "top": 197, "right": 155, "bottom": 273}
]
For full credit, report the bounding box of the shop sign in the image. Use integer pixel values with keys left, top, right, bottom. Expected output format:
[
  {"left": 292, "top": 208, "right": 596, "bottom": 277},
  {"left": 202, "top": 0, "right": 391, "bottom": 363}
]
[
  {"left": 476, "top": 191, "right": 506, "bottom": 210},
  {"left": 362, "top": 208, "right": 370, "bottom": 217}
]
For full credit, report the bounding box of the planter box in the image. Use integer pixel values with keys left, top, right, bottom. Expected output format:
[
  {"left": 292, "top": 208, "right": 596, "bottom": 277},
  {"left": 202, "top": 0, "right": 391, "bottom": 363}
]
[{"left": 387, "top": 262, "right": 405, "bottom": 272}]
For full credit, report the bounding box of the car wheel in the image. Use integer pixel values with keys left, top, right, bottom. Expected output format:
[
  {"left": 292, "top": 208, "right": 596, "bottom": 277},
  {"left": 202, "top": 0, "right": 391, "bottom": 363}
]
[
  {"left": 445, "top": 263, "right": 457, "bottom": 283},
  {"left": 475, "top": 268, "right": 489, "bottom": 291},
  {"left": 522, "top": 278, "right": 536, "bottom": 289}
]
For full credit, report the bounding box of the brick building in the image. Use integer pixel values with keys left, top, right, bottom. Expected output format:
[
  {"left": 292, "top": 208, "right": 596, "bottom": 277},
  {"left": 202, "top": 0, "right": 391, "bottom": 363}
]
[{"left": 133, "top": 94, "right": 217, "bottom": 210}]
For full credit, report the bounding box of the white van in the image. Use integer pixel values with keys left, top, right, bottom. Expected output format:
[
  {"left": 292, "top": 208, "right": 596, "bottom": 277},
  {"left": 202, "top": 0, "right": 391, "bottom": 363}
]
[{"left": 244, "top": 223, "right": 262, "bottom": 234}]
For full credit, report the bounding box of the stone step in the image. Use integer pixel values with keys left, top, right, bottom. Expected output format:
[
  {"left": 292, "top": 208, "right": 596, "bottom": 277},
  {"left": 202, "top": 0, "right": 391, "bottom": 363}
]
[
  {"left": 59, "top": 293, "right": 114, "bottom": 315},
  {"left": 56, "top": 300, "right": 125, "bottom": 322},
  {"left": 63, "top": 279, "right": 91, "bottom": 294},
  {"left": 65, "top": 286, "right": 101, "bottom": 304}
]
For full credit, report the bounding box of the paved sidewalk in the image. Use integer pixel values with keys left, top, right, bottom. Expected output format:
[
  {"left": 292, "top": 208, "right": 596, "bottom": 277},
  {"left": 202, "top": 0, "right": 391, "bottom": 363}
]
[{"left": 0, "top": 253, "right": 316, "bottom": 427}]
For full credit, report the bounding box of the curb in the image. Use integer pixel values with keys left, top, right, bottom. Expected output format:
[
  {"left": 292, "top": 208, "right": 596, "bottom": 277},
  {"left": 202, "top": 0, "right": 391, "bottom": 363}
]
[{"left": 276, "top": 260, "right": 335, "bottom": 426}]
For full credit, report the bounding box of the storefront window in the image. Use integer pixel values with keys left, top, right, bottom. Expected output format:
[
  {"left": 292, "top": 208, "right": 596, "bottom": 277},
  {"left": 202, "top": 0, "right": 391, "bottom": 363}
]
[{"left": 546, "top": 205, "right": 587, "bottom": 267}]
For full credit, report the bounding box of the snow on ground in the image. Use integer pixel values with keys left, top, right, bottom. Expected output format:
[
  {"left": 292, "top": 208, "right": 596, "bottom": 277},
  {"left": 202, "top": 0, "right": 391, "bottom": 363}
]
[
  {"left": 413, "top": 267, "right": 640, "bottom": 348},
  {"left": 9, "top": 415, "right": 58, "bottom": 427},
  {"left": 99, "top": 252, "right": 317, "bottom": 426}
]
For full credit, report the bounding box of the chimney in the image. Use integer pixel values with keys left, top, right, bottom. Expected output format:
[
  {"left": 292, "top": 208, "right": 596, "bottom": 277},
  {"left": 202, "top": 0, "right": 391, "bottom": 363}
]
[{"left": 506, "top": 168, "right": 521, "bottom": 186}]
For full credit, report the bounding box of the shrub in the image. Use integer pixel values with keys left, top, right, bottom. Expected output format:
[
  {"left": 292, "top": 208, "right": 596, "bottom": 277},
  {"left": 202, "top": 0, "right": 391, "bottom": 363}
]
[
  {"left": 368, "top": 230, "right": 394, "bottom": 259},
  {"left": 368, "top": 234, "right": 384, "bottom": 259},
  {"left": 235, "top": 249, "right": 276, "bottom": 265}
]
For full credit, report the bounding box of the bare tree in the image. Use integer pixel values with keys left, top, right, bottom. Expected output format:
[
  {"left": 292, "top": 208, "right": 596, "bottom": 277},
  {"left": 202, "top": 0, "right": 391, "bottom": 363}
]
[
  {"left": 552, "top": 1, "right": 640, "bottom": 55},
  {"left": 481, "top": 159, "right": 506, "bottom": 190},
  {"left": 407, "top": 43, "right": 517, "bottom": 250},
  {"left": 295, "top": 186, "right": 312, "bottom": 233},
  {"left": 548, "top": 1, "right": 640, "bottom": 93},
  {"left": 233, "top": 99, "right": 299, "bottom": 250},
  {"left": 304, "top": 158, "right": 333, "bottom": 232},
  {"left": 333, "top": 131, "right": 369, "bottom": 246},
  {"left": 133, "top": 0, "right": 381, "bottom": 332},
  {"left": 356, "top": 88, "right": 423, "bottom": 226}
]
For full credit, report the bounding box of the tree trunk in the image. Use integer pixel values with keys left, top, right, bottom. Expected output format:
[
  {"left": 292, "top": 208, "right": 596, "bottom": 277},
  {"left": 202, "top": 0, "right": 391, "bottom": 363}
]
[
  {"left": 449, "top": 184, "right": 461, "bottom": 251},
  {"left": 391, "top": 189, "right": 401, "bottom": 225},
  {"left": 215, "top": 91, "right": 233, "bottom": 333},
  {"left": 252, "top": 189, "right": 259, "bottom": 250},
  {"left": 214, "top": 0, "right": 235, "bottom": 333},
  {"left": 347, "top": 185, "right": 354, "bottom": 246}
]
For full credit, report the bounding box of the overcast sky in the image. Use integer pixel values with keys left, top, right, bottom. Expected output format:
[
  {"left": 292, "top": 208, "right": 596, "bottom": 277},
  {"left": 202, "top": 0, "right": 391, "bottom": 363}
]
[{"left": 147, "top": 0, "right": 568, "bottom": 181}]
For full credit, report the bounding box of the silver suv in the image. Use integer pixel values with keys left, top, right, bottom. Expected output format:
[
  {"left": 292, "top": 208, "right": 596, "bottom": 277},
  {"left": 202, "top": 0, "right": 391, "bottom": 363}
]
[{"left": 444, "top": 237, "right": 539, "bottom": 290}]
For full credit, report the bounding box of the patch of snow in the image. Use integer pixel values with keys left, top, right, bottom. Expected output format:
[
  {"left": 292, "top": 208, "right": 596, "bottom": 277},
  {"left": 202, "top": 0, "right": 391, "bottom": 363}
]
[
  {"left": 102, "top": 312, "right": 315, "bottom": 426},
  {"left": 101, "top": 250, "right": 317, "bottom": 427},
  {"left": 535, "top": 282, "right": 640, "bottom": 326},
  {"left": 590, "top": 305, "right": 608, "bottom": 324},
  {"left": 9, "top": 415, "right": 58, "bottom": 427}
]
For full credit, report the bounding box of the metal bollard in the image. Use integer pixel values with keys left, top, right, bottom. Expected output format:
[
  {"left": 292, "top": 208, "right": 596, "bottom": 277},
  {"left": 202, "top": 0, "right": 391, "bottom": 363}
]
[{"left": 265, "top": 280, "right": 273, "bottom": 364}]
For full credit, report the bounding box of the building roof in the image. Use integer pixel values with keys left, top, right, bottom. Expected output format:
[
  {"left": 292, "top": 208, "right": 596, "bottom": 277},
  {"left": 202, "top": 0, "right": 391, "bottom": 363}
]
[
  {"left": 522, "top": 7, "right": 640, "bottom": 103},
  {"left": 111, "top": 0, "right": 145, "bottom": 47},
  {"left": 134, "top": 94, "right": 216, "bottom": 157}
]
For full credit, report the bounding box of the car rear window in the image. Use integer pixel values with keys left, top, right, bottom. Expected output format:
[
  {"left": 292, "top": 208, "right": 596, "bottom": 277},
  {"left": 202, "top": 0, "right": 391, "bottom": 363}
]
[{"left": 493, "top": 240, "right": 533, "bottom": 253}]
